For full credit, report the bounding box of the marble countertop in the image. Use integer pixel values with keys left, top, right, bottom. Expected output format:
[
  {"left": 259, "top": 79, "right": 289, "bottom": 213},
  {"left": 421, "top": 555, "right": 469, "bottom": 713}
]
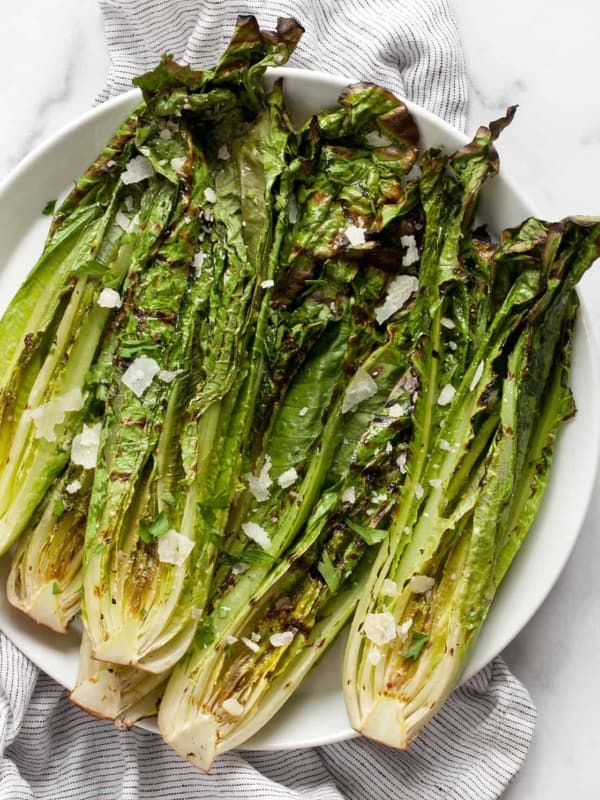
[{"left": 2, "top": 2, "right": 599, "bottom": 797}]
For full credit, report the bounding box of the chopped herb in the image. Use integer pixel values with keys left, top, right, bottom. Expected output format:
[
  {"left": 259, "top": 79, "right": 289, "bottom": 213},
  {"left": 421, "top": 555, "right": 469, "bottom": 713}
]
[
  {"left": 195, "top": 617, "right": 215, "bottom": 648},
  {"left": 235, "top": 544, "right": 274, "bottom": 566},
  {"left": 42, "top": 199, "right": 56, "bottom": 216},
  {"left": 402, "top": 631, "right": 430, "bottom": 661},
  {"left": 92, "top": 542, "right": 105, "bottom": 555},
  {"left": 51, "top": 581, "right": 62, "bottom": 595},
  {"left": 139, "top": 510, "right": 170, "bottom": 544},
  {"left": 346, "top": 519, "right": 387, "bottom": 545},
  {"left": 162, "top": 491, "right": 176, "bottom": 507},
  {"left": 53, "top": 499, "right": 65, "bottom": 518},
  {"left": 72, "top": 259, "right": 109, "bottom": 278},
  {"left": 318, "top": 550, "right": 340, "bottom": 593}
]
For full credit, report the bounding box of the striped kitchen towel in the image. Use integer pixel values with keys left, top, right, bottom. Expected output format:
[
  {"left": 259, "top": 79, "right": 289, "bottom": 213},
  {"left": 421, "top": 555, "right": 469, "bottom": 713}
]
[
  {"left": 1, "top": 634, "right": 534, "bottom": 799},
  {"left": 96, "top": 0, "right": 467, "bottom": 130},
  {"left": 0, "top": 2, "right": 536, "bottom": 799}
]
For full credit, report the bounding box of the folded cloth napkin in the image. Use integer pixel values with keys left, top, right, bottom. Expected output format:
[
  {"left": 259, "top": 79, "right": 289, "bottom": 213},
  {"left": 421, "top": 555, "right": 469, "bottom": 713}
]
[
  {"left": 1, "top": 636, "right": 534, "bottom": 800},
  {"left": 0, "top": 2, "right": 536, "bottom": 798}
]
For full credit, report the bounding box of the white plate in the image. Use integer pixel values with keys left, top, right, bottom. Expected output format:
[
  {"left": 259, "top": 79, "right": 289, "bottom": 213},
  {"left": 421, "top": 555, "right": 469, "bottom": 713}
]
[{"left": 0, "top": 68, "right": 598, "bottom": 751}]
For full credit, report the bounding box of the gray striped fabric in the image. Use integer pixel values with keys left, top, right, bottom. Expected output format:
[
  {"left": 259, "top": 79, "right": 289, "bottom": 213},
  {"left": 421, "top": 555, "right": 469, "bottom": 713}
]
[
  {"left": 0, "top": 634, "right": 534, "bottom": 799},
  {"left": 96, "top": 0, "right": 467, "bottom": 131},
  {"left": 0, "top": 2, "right": 537, "bottom": 798}
]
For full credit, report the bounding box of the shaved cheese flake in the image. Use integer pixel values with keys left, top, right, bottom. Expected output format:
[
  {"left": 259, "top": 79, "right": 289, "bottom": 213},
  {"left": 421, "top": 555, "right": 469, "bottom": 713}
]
[
  {"left": 437, "top": 384, "right": 456, "bottom": 406},
  {"left": 204, "top": 187, "right": 217, "bottom": 204},
  {"left": 270, "top": 631, "right": 295, "bottom": 647},
  {"left": 246, "top": 455, "right": 273, "bottom": 502},
  {"left": 31, "top": 388, "right": 84, "bottom": 442},
  {"left": 122, "top": 357, "right": 160, "bottom": 398},
  {"left": 170, "top": 156, "right": 186, "bottom": 174},
  {"left": 250, "top": 631, "right": 261, "bottom": 643},
  {"left": 225, "top": 634, "right": 238, "bottom": 645},
  {"left": 193, "top": 250, "right": 205, "bottom": 276},
  {"left": 414, "top": 482, "right": 424, "bottom": 499},
  {"left": 217, "top": 144, "right": 230, "bottom": 160},
  {"left": 115, "top": 210, "right": 131, "bottom": 231},
  {"left": 124, "top": 196, "right": 134, "bottom": 212},
  {"left": 288, "top": 194, "right": 298, "bottom": 223},
  {"left": 364, "top": 612, "right": 397, "bottom": 645},
  {"left": 342, "top": 486, "right": 356, "bottom": 505},
  {"left": 388, "top": 403, "right": 404, "bottom": 418},
  {"left": 400, "top": 234, "right": 419, "bottom": 266},
  {"left": 71, "top": 422, "right": 102, "bottom": 469},
  {"left": 159, "top": 127, "right": 173, "bottom": 140},
  {"left": 65, "top": 480, "right": 81, "bottom": 495},
  {"left": 410, "top": 574, "right": 435, "bottom": 594},
  {"left": 157, "top": 529, "right": 194, "bottom": 566},
  {"left": 222, "top": 697, "right": 244, "bottom": 717},
  {"left": 261, "top": 279, "right": 274, "bottom": 289},
  {"left": 439, "top": 438, "right": 452, "bottom": 452},
  {"left": 381, "top": 578, "right": 398, "bottom": 597},
  {"left": 298, "top": 406, "right": 308, "bottom": 417},
  {"left": 441, "top": 317, "right": 456, "bottom": 329},
  {"left": 241, "top": 521, "right": 271, "bottom": 550},
  {"left": 190, "top": 607, "right": 203, "bottom": 620},
  {"left": 241, "top": 636, "right": 260, "bottom": 653},
  {"left": 231, "top": 562, "right": 248, "bottom": 575},
  {"left": 344, "top": 224, "right": 366, "bottom": 246},
  {"left": 342, "top": 367, "right": 378, "bottom": 414},
  {"left": 429, "top": 478, "right": 442, "bottom": 489},
  {"left": 97, "top": 288, "right": 122, "bottom": 309},
  {"left": 367, "top": 647, "right": 383, "bottom": 665},
  {"left": 385, "top": 441, "right": 393, "bottom": 454},
  {"left": 374, "top": 275, "right": 418, "bottom": 325},
  {"left": 470, "top": 360, "right": 484, "bottom": 392},
  {"left": 448, "top": 340, "right": 458, "bottom": 351},
  {"left": 365, "top": 130, "right": 392, "bottom": 147},
  {"left": 397, "top": 618, "right": 413, "bottom": 639},
  {"left": 157, "top": 369, "right": 181, "bottom": 383},
  {"left": 121, "top": 155, "right": 154, "bottom": 185},
  {"left": 277, "top": 468, "right": 298, "bottom": 489},
  {"left": 396, "top": 452, "right": 408, "bottom": 473}
]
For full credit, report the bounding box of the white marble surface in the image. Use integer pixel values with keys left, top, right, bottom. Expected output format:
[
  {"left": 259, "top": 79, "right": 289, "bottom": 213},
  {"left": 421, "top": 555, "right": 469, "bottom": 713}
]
[{"left": 1, "top": 2, "right": 599, "bottom": 797}]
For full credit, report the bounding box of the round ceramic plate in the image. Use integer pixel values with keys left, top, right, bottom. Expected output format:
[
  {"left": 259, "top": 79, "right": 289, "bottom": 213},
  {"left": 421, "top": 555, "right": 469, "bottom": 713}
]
[{"left": 0, "top": 68, "right": 598, "bottom": 751}]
